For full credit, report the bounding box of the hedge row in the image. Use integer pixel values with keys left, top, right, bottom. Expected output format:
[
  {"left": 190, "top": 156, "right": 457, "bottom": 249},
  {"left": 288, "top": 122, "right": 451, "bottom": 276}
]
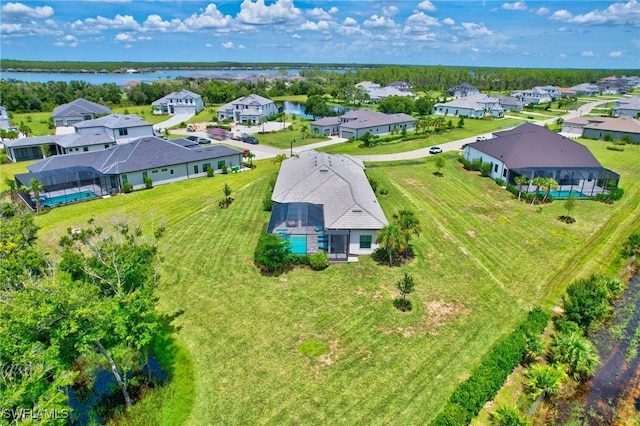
[{"left": 430, "top": 308, "right": 550, "bottom": 425}]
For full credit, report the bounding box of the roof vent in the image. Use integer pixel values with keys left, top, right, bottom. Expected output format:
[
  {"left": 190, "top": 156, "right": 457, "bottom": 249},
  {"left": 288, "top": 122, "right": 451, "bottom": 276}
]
[{"left": 352, "top": 208, "right": 363, "bottom": 213}]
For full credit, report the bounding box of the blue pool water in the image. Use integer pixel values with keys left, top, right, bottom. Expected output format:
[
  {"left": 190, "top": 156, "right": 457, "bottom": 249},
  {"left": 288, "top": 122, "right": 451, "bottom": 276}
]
[
  {"left": 37, "top": 191, "right": 97, "bottom": 207},
  {"left": 546, "top": 190, "right": 590, "bottom": 199},
  {"left": 280, "top": 234, "right": 307, "bottom": 254}
]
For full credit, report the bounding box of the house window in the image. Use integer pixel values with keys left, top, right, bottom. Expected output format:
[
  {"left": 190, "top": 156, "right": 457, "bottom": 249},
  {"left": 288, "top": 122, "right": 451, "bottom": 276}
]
[
  {"left": 170, "top": 169, "right": 174, "bottom": 175},
  {"left": 203, "top": 163, "right": 211, "bottom": 172},
  {"left": 161, "top": 168, "right": 168, "bottom": 172},
  {"left": 360, "top": 235, "right": 372, "bottom": 249},
  {"left": 83, "top": 147, "right": 89, "bottom": 152},
  {"left": 118, "top": 128, "right": 128, "bottom": 136},
  {"left": 194, "top": 165, "right": 199, "bottom": 174},
  {"left": 105, "top": 144, "right": 111, "bottom": 149},
  {"left": 142, "top": 171, "right": 148, "bottom": 180},
  {"left": 503, "top": 169, "right": 507, "bottom": 178},
  {"left": 494, "top": 164, "right": 498, "bottom": 173},
  {"left": 122, "top": 174, "right": 128, "bottom": 184},
  {"left": 217, "top": 160, "right": 225, "bottom": 169},
  {"left": 152, "top": 170, "right": 159, "bottom": 174}
]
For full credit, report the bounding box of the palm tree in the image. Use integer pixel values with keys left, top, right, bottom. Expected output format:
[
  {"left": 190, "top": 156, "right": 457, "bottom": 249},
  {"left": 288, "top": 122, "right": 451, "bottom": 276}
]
[
  {"left": 376, "top": 224, "right": 404, "bottom": 267},
  {"left": 424, "top": 116, "right": 434, "bottom": 134},
  {"left": 530, "top": 176, "right": 546, "bottom": 205},
  {"left": 433, "top": 116, "right": 446, "bottom": 134},
  {"left": 300, "top": 123, "right": 310, "bottom": 139},
  {"left": 524, "top": 363, "right": 567, "bottom": 400},
  {"left": 514, "top": 175, "right": 529, "bottom": 201},
  {"left": 3, "top": 177, "right": 19, "bottom": 204},
  {"left": 245, "top": 152, "right": 255, "bottom": 168},
  {"left": 23, "top": 178, "right": 44, "bottom": 212},
  {"left": 548, "top": 332, "right": 600, "bottom": 381},
  {"left": 392, "top": 210, "right": 421, "bottom": 258},
  {"left": 490, "top": 405, "right": 531, "bottom": 426},
  {"left": 542, "top": 177, "right": 559, "bottom": 203}
]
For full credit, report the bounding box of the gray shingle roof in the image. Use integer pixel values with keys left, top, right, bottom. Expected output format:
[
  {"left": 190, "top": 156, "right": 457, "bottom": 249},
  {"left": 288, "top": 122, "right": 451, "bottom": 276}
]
[
  {"left": 28, "top": 136, "right": 242, "bottom": 175},
  {"left": 271, "top": 151, "right": 388, "bottom": 230},
  {"left": 338, "top": 109, "right": 415, "bottom": 130},
  {"left": 472, "top": 122, "right": 601, "bottom": 169},
  {"left": 52, "top": 98, "right": 112, "bottom": 118},
  {"left": 73, "top": 114, "right": 151, "bottom": 129},
  {"left": 151, "top": 89, "right": 202, "bottom": 106},
  {"left": 2, "top": 132, "right": 112, "bottom": 149}
]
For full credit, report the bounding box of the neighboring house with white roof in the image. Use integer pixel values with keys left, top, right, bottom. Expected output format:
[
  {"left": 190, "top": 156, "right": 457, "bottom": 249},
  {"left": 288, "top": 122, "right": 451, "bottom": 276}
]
[
  {"left": 432, "top": 94, "right": 504, "bottom": 118},
  {"left": 152, "top": 89, "right": 204, "bottom": 115},
  {"left": 0, "top": 106, "right": 10, "bottom": 130},
  {"left": 611, "top": 96, "right": 640, "bottom": 118},
  {"left": 15, "top": 136, "right": 244, "bottom": 210},
  {"left": 267, "top": 151, "right": 388, "bottom": 261},
  {"left": 52, "top": 98, "right": 112, "bottom": 128},
  {"left": 562, "top": 116, "right": 640, "bottom": 143},
  {"left": 510, "top": 87, "right": 552, "bottom": 105},
  {"left": 310, "top": 109, "right": 415, "bottom": 139},
  {"left": 216, "top": 94, "right": 278, "bottom": 124},
  {"left": 356, "top": 81, "right": 415, "bottom": 102},
  {"left": 570, "top": 83, "right": 600, "bottom": 96},
  {"left": 4, "top": 114, "right": 154, "bottom": 162}
]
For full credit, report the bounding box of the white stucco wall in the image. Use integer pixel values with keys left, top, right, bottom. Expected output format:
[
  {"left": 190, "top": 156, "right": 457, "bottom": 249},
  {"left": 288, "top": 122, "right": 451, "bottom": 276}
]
[
  {"left": 348, "top": 229, "right": 380, "bottom": 255},
  {"left": 465, "top": 146, "right": 508, "bottom": 181}
]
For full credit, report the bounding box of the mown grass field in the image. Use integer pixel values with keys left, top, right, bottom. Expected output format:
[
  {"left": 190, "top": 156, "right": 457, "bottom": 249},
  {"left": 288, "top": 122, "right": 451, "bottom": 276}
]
[
  {"left": 318, "top": 118, "right": 523, "bottom": 155},
  {"left": 11, "top": 138, "right": 639, "bottom": 424}
]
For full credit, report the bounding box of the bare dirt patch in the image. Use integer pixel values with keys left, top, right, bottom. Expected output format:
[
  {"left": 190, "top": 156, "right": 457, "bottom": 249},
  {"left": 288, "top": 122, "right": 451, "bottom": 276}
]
[{"left": 466, "top": 230, "right": 476, "bottom": 237}]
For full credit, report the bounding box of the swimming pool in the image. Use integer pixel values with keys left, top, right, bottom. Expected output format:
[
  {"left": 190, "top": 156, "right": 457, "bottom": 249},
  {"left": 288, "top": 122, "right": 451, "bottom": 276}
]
[
  {"left": 37, "top": 191, "right": 97, "bottom": 207},
  {"left": 545, "top": 190, "right": 590, "bottom": 199},
  {"left": 280, "top": 234, "right": 307, "bottom": 254}
]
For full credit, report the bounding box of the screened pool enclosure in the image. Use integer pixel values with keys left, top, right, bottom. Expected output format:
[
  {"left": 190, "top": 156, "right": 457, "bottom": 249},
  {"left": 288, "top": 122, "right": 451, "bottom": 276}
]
[
  {"left": 266, "top": 202, "right": 348, "bottom": 261},
  {"left": 15, "top": 166, "right": 112, "bottom": 210},
  {"left": 508, "top": 166, "right": 620, "bottom": 199}
]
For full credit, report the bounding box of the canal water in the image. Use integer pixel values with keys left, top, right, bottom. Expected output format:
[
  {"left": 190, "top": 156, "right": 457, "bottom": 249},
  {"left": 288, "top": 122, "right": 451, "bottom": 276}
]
[{"left": 583, "top": 271, "right": 640, "bottom": 422}]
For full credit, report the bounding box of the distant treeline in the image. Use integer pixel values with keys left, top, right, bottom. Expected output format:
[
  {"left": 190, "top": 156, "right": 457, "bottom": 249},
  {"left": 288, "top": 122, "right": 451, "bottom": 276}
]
[{"left": 1, "top": 63, "right": 635, "bottom": 114}]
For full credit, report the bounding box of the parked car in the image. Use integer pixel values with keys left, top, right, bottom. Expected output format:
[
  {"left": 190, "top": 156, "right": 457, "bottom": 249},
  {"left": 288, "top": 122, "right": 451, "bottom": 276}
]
[
  {"left": 429, "top": 146, "right": 443, "bottom": 154},
  {"left": 185, "top": 135, "right": 198, "bottom": 142},
  {"left": 195, "top": 137, "right": 210, "bottom": 144},
  {"left": 476, "top": 136, "right": 487, "bottom": 141},
  {"left": 242, "top": 135, "right": 259, "bottom": 144}
]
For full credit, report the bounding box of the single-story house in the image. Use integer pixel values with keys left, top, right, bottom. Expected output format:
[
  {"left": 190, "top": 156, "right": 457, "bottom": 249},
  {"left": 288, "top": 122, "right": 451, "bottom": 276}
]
[
  {"left": 16, "top": 136, "right": 244, "bottom": 210},
  {"left": 570, "top": 83, "right": 600, "bottom": 97},
  {"left": 217, "top": 94, "right": 278, "bottom": 124},
  {"left": 432, "top": 94, "right": 504, "bottom": 118},
  {"left": 611, "top": 96, "right": 640, "bottom": 118},
  {"left": 267, "top": 151, "right": 388, "bottom": 261},
  {"left": 495, "top": 95, "right": 525, "bottom": 112},
  {"left": 4, "top": 114, "right": 154, "bottom": 162},
  {"left": 463, "top": 122, "right": 619, "bottom": 198},
  {"left": 598, "top": 78, "right": 630, "bottom": 95},
  {"left": 356, "top": 81, "right": 414, "bottom": 102},
  {"left": 558, "top": 87, "right": 577, "bottom": 98},
  {"left": 570, "top": 117, "right": 640, "bottom": 143},
  {"left": 387, "top": 81, "right": 413, "bottom": 91},
  {"left": 448, "top": 82, "right": 479, "bottom": 98},
  {"left": 152, "top": 89, "right": 204, "bottom": 115},
  {"left": 310, "top": 109, "right": 415, "bottom": 139},
  {"left": 52, "top": 98, "right": 112, "bottom": 128},
  {"left": 0, "top": 106, "right": 10, "bottom": 130}
]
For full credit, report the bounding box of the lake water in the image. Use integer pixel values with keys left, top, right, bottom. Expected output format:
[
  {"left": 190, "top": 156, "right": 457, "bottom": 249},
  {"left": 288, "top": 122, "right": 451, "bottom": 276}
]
[
  {"left": 281, "top": 101, "right": 353, "bottom": 119},
  {"left": 0, "top": 67, "right": 349, "bottom": 85}
]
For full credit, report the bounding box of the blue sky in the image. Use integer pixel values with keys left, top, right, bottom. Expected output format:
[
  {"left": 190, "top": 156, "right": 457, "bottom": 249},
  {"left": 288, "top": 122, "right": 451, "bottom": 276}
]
[{"left": 1, "top": 0, "right": 639, "bottom": 69}]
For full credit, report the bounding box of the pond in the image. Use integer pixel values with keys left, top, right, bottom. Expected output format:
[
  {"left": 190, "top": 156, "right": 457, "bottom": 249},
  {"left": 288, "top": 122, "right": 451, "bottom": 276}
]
[{"left": 280, "top": 101, "right": 352, "bottom": 119}]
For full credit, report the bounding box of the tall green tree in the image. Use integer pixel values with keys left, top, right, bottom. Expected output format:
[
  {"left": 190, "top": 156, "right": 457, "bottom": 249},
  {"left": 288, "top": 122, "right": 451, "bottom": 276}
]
[
  {"left": 514, "top": 175, "right": 529, "bottom": 201},
  {"left": 22, "top": 178, "right": 44, "bottom": 212},
  {"left": 541, "top": 178, "right": 559, "bottom": 202},
  {"left": 392, "top": 209, "right": 421, "bottom": 258},
  {"left": 530, "top": 177, "right": 546, "bottom": 205}
]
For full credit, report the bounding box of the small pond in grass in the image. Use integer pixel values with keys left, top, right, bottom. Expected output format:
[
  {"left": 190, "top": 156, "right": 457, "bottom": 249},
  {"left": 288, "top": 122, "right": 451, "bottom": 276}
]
[{"left": 67, "top": 356, "right": 168, "bottom": 425}]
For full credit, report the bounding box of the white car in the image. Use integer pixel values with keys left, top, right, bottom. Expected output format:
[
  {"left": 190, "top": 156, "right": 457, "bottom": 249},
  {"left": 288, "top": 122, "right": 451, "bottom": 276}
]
[{"left": 429, "top": 146, "right": 443, "bottom": 154}]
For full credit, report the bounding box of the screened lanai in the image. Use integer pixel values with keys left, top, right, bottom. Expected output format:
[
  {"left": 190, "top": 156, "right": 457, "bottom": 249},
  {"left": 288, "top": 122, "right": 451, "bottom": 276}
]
[
  {"left": 266, "top": 202, "right": 331, "bottom": 255},
  {"left": 15, "top": 166, "right": 111, "bottom": 210},
  {"left": 508, "top": 166, "right": 620, "bottom": 198}
]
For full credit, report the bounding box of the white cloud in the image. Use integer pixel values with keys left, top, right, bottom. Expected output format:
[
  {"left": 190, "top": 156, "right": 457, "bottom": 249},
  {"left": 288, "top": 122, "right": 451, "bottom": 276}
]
[
  {"left": 124, "top": 43, "right": 133, "bottom": 49},
  {"left": 307, "top": 6, "right": 337, "bottom": 20},
  {"left": 460, "top": 22, "right": 493, "bottom": 38},
  {"left": 299, "top": 20, "right": 330, "bottom": 31},
  {"left": 237, "top": 0, "right": 302, "bottom": 25},
  {"left": 238, "top": 44, "right": 245, "bottom": 49},
  {"left": 291, "top": 33, "right": 301, "bottom": 39},
  {"left": 535, "top": 7, "right": 549, "bottom": 15},
  {"left": 383, "top": 6, "right": 399, "bottom": 17},
  {"left": 557, "top": 27, "right": 569, "bottom": 32},
  {"left": 142, "top": 15, "right": 172, "bottom": 32},
  {"left": 181, "top": 4, "right": 232, "bottom": 30},
  {"left": 115, "top": 32, "right": 134, "bottom": 41},
  {"left": 71, "top": 14, "right": 140, "bottom": 32},
  {"left": 363, "top": 15, "right": 397, "bottom": 29},
  {"left": 501, "top": 2, "right": 527, "bottom": 11},
  {"left": 205, "top": 43, "right": 213, "bottom": 47},
  {"left": 1, "top": 2, "right": 54, "bottom": 19},
  {"left": 550, "top": 1, "right": 640, "bottom": 26},
  {"left": 63, "top": 34, "right": 78, "bottom": 42},
  {"left": 417, "top": 1, "right": 437, "bottom": 12},
  {"left": 581, "top": 50, "right": 596, "bottom": 57},
  {"left": 222, "top": 41, "right": 234, "bottom": 49},
  {"left": 609, "top": 51, "right": 622, "bottom": 57}
]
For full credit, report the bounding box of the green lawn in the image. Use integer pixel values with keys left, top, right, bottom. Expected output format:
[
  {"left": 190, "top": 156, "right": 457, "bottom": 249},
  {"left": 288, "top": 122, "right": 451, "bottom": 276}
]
[
  {"left": 318, "top": 118, "right": 524, "bottom": 155},
  {"left": 9, "top": 111, "right": 54, "bottom": 136},
  {"left": 9, "top": 139, "right": 637, "bottom": 425}
]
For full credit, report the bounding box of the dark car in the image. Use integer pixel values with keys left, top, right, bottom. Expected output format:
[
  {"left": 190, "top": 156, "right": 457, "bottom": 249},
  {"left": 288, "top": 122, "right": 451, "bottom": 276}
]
[
  {"left": 185, "top": 135, "right": 198, "bottom": 142},
  {"left": 242, "top": 135, "right": 259, "bottom": 144},
  {"left": 429, "top": 146, "right": 443, "bottom": 154}
]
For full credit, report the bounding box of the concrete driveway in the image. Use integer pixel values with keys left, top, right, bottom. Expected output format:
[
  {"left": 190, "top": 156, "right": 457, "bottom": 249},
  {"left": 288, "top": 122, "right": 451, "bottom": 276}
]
[{"left": 153, "top": 113, "right": 195, "bottom": 132}]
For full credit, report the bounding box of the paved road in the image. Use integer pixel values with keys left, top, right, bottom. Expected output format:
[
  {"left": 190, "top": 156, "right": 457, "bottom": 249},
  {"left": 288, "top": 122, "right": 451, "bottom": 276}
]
[{"left": 170, "top": 100, "right": 602, "bottom": 163}]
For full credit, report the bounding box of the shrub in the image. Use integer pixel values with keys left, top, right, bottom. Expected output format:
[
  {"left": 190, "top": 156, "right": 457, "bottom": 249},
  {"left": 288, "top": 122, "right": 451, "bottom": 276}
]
[
  {"left": 289, "top": 254, "right": 310, "bottom": 266},
  {"left": 470, "top": 158, "right": 482, "bottom": 171},
  {"left": 221, "top": 163, "right": 228, "bottom": 174},
  {"left": 459, "top": 158, "right": 472, "bottom": 170},
  {"left": 371, "top": 247, "right": 389, "bottom": 263},
  {"left": 393, "top": 298, "right": 412, "bottom": 312},
  {"left": 495, "top": 178, "right": 505, "bottom": 186},
  {"left": 379, "top": 189, "right": 388, "bottom": 195},
  {"left": 480, "top": 162, "right": 492, "bottom": 177},
  {"left": 558, "top": 215, "right": 575, "bottom": 224},
  {"left": 144, "top": 176, "right": 153, "bottom": 189},
  {"left": 309, "top": 252, "right": 329, "bottom": 270},
  {"left": 506, "top": 184, "right": 520, "bottom": 197},
  {"left": 206, "top": 166, "right": 214, "bottom": 177},
  {"left": 554, "top": 317, "right": 581, "bottom": 335},
  {"left": 622, "top": 233, "right": 640, "bottom": 258},
  {"left": 262, "top": 197, "right": 273, "bottom": 212},
  {"left": 606, "top": 145, "right": 624, "bottom": 151},
  {"left": 254, "top": 233, "right": 291, "bottom": 274},
  {"left": 122, "top": 182, "right": 132, "bottom": 193},
  {"left": 563, "top": 275, "right": 615, "bottom": 330}
]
